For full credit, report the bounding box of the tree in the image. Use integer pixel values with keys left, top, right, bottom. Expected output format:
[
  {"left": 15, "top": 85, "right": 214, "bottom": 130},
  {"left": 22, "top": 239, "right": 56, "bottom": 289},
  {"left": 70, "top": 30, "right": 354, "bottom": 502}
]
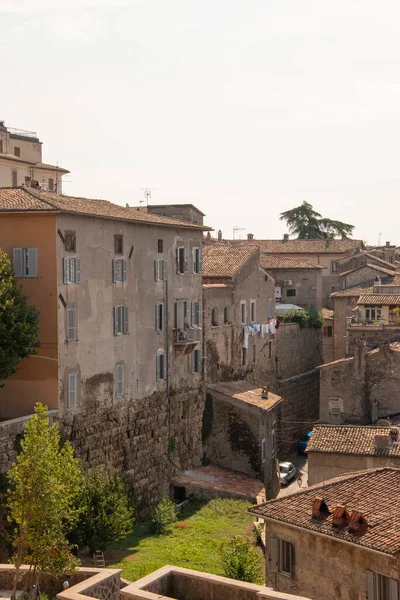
[
  {"left": 7, "top": 403, "right": 81, "bottom": 599},
  {"left": 219, "top": 535, "right": 262, "bottom": 583},
  {"left": 280, "top": 201, "right": 355, "bottom": 239},
  {"left": 68, "top": 470, "right": 134, "bottom": 553},
  {"left": 0, "top": 250, "right": 39, "bottom": 385}
]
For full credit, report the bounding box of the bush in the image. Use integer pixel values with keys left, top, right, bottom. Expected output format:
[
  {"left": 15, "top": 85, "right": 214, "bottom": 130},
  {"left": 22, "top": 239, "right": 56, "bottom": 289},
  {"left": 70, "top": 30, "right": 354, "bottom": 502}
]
[
  {"left": 150, "top": 495, "right": 177, "bottom": 534},
  {"left": 219, "top": 534, "right": 263, "bottom": 583},
  {"left": 252, "top": 523, "right": 264, "bottom": 546},
  {"left": 278, "top": 307, "right": 324, "bottom": 329}
]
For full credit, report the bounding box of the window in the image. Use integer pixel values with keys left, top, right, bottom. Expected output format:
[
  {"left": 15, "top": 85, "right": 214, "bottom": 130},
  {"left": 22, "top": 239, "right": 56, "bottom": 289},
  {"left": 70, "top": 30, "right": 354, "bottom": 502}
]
[
  {"left": 366, "top": 308, "right": 382, "bottom": 321},
  {"left": 329, "top": 398, "right": 344, "bottom": 415},
  {"left": 156, "top": 353, "right": 166, "bottom": 380},
  {"left": 268, "top": 538, "right": 293, "bottom": 577},
  {"left": 242, "top": 347, "right": 247, "bottom": 366},
  {"left": 224, "top": 307, "right": 229, "bottom": 323},
  {"left": 63, "top": 257, "right": 81, "bottom": 284},
  {"left": 113, "top": 258, "right": 127, "bottom": 283},
  {"left": 366, "top": 570, "right": 399, "bottom": 600},
  {"left": 262, "top": 439, "right": 266, "bottom": 462},
  {"left": 155, "top": 303, "right": 165, "bottom": 332},
  {"left": 240, "top": 301, "right": 246, "bottom": 325},
  {"left": 287, "top": 289, "right": 296, "bottom": 297},
  {"left": 68, "top": 372, "right": 78, "bottom": 408},
  {"left": 154, "top": 259, "right": 167, "bottom": 281},
  {"left": 48, "top": 178, "right": 54, "bottom": 191},
  {"left": 116, "top": 363, "right": 125, "bottom": 396},
  {"left": 191, "top": 301, "right": 202, "bottom": 326},
  {"left": 0, "top": 140, "right": 3, "bottom": 153},
  {"left": 250, "top": 300, "right": 256, "bottom": 323},
  {"left": 323, "top": 326, "right": 333, "bottom": 338},
  {"left": 114, "top": 234, "right": 123, "bottom": 254},
  {"left": 176, "top": 247, "right": 188, "bottom": 273},
  {"left": 66, "top": 308, "right": 77, "bottom": 341},
  {"left": 332, "top": 261, "right": 338, "bottom": 273},
  {"left": 158, "top": 239, "right": 163, "bottom": 253},
  {"left": 252, "top": 344, "right": 256, "bottom": 363},
  {"left": 175, "top": 299, "right": 189, "bottom": 330},
  {"left": 12, "top": 170, "right": 17, "bottom": 187},
  {"left": 114, "top": 305, "right": 128, "bottom": 335},
  {"left": 13, "top": 247, "right": 38, "bottom": 278},
  {"left": 193, "top": 247, "right": 202, "bottom": 273},
  {"left": 64, "top": 231, "right": 76, "bottom": 252},
  {"left": 331, "top": 370, "right": 341, "bottom": 381},
  {"left": 211, "top": 308, "right": 218, "bottom": 327},
  {"left": 14, "top": 146, "right": 20, "bottom": 157},
  {"left": 192, "top": 348, "right": 201, "bottom": 373}
]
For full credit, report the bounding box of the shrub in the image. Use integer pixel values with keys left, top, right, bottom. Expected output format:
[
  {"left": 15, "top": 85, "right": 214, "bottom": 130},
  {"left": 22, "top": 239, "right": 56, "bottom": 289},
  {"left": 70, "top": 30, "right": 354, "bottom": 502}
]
[
  {"left": 252, "top": 523, "right": 264, "bottom": 546},
  {"left": 219, "top": 534, "right": 263, "bottom": 583},
  {"left": 278, "top": 307, "right": 323, "bottom": 329},
  {"left": 150, "top": 495, "right": 177, "bottom": 534}
]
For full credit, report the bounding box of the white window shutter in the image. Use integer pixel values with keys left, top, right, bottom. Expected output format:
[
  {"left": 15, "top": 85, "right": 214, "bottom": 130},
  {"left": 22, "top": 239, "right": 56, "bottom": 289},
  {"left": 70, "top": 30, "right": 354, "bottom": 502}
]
[
  {"left": 390, "top": 578, "right": 399, "bottom": 600},
  {"left": 163, "top": 260, "right": 168, "bottom": 281},
  {"left": 113, "top": 307, "right": 118, "bottom": 335},
  {"left": 154, "top": 260, "right": 158, "bottom": 281},
  {"left": 13, "top": 248, "right": 23, "bottom": 277},
  {"left": 184, "top": 247, "right": 188, "bottom": 272},
  {"left": 123, "top": 259, "right": 127, "bottom": 282},
  {"left": 198, "top": 248, "right": 202, "bottom": 273},
  {"left": 156, "top": 355, "right": 160, "bottom": 380},
  {"left": 191, "top": 302, "right": 196, "bottom": 326},
  {"left": 27, "top": 248, "right": 38, "bottom": 277},
  {"left": 63, "top": 258, "right": 68, "bottom": 283},
  {"left": 112, "top": 259, "right": 117, "bottom": 283},
  {"left": 176, "top": 249, "right": 180, "bottom": 273},
  {"left": 75, "top": 258, "right": 81, "bottom": 283},
  {"left": 365, "top": 571, "right": 375, "bottom": 600},
  {"left": 268, "top": 299, "right": 273, "bottom": 318},
  {"left": 156, "top": 304, "right": 160, "bottom": 331},
  {"left": 268, "top": 538, "right": 278, "bottom": 573},
  {"left": 197, "top": 302, "right": 202, "bottom": 327},
  {"left": 186, "top": 301, "right": 191, "bottom": 322},
  {"left": 192, "top": 248, "right": 196, "bottom": 272},
  {"left": 123, "top": 305, "right": 129, "bottom": 334},
  {"left": 160, "top": 303, "right": 164, "bottom": 331}
]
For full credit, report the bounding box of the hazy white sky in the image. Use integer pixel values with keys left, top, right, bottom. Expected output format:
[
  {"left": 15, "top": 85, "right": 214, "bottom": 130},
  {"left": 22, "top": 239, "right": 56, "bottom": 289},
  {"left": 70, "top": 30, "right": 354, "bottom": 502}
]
[{"left": 1, "top": 1, "right": 399, "bottom": 244}]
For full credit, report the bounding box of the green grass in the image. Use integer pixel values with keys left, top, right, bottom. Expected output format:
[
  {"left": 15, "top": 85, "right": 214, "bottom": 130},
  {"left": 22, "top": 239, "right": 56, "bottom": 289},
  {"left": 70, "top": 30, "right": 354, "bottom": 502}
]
[{"left": 106, "top": 498, "right": 264, "bottom": 583}]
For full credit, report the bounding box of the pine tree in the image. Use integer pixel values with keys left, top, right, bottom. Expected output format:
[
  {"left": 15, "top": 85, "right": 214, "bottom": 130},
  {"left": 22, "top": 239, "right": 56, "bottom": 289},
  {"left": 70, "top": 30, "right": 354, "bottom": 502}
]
[{"left": 280, "top": 201, "right": 355, "bottom": 239}]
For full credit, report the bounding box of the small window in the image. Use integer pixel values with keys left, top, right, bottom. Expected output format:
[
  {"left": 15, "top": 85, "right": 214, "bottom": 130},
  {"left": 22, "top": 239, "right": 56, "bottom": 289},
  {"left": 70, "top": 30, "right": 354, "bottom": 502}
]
[
  {"left": 262, "top": 439, "right": 266, "bottom": 462},
  {"left": 0, "top": 140, "right": 3, "bottom": 153},
  {"left": 366, "top": 570, "right": 399, "bottom": 600},
  {"left": 191, "top": 301, "right": 202, "bottom": 327},
  {"left": 252, "top": 344, "right": 256, "bottom": 363},
  {"left": 211, "top": 308, "right": 218, "bottom": 327},
  {"left": 279, "top": 539, "right": 293, "bottom": 576},
  {"left": 63, "top": 257, "right": 81, "bottom": 284},
  {"left": 332, "top": 261, "right": 338, "bottom": 273},
  {"left": 332, "top": 370, "right": 341, "bottom": 381},
  {"left": 242, "top": 347, "right": 247, "bottom": 366},
  {"left": 193, "top": 247, "right": 202, "bottom": 273},
  {"left": 68, "top": 372, "right": 78, "bottom": 407},
  {"left": 116, "top": 363, "right": 125, "bottom": 396},
  {"left": 323, "top": 326, "right": 333, "bottom": 338},
  {"left": 66, "top": 308, "right": 77, "bottom": 341},
  {"left": 240, "top": 301, "right": 246, "bottom": 324},
  {"left": 14, "top": 146, "right": 20, "bottom": 157},
  {"left": 176, "top": 247, "right": 187, "bottom": 273},
  {"left": 48, "top": 178, "right": 54, "bottom": 192},
  {"left": 287, "top": 289, "right": 296, "bottom": 297},
  {"left": 192, "top": 348, "right": 201, "bottom": 373},
  {"left": 114, "top": 234, "right": 123, "bottom": 255},
  {"left": 224, "top": 307, "right": 229, "bottom": 323},
  {"left": 12, "top": 170, "right": 17, "bottom": 187},
  {"left": 250, "top": 300, "right": 256, "bottom": 323},
  {"left": 64, "top": 231, "right": 76, "bottom": 253},
  {"left": 113, "top": 258, "right": 127, "bottom": 283},
  {"left": 155, "top": 303, "right": 165, "bottom": 332},
  {"left": 156, "top": 353, "right": 166, "bottom": 380},
  {"left": 114, "top": 305, "right": 128, "bottom": 335},
  {"left": 13, "top": 247, "right": 38, "bottom": 278},
  {"left": 154, "top": 259, "right": 167, "bottom": 281},
  {"left": 158, "top": 239, "right": 164, "bottom": 253}
]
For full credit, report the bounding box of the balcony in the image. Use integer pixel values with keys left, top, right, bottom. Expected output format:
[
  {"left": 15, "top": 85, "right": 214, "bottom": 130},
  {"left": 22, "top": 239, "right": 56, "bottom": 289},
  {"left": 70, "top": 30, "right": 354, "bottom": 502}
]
[
  {"left": 346, "top": 317, "right": 400, "bottom": 330},
  {"left": 173, "top": 326, "right": 201, "bottom": 354}
]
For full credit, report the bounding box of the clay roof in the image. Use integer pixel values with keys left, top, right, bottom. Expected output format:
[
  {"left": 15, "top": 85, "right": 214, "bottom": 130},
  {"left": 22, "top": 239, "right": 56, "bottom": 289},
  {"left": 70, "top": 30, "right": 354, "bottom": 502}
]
[
  {"left": 33, "top": 162, "right": 70, "bottom": 173},
  {"left": 0, "top": 152, "right": 35, "bottom": 165},
  {"left": 364, "top": 254, "right": 397, "bottom": 269},
  {"left": 307, "top": 425, "right": 400, "bottom": 457},
  {"left": 249, "top": 468, "right": 400, "bottom": 555},
  {"left": 202, "top": 244, "right": 258, "bottom": 277},
  {"left": 260, "top": 255, "right": 325, "bottom": 270},
  {"left": 340, "top": 263, "right": 397, "bottom": 278},
  {"left": 358, "top": 294, "right": 400, "bottom": 305},
  {"left": 0, "top": 187, "right": 209, "bottom": 230},
  {"left": 331, "top": 286, "right": 373, "bottom": 298},
  {"left": 207, "top": 381, "right": 281, "bottom": 410},
  {"left": 322, "top": 308, "right": 334, "bottom": 319},
  {"left": 236, "top": 239, "right": 364, "bottom": 254}
]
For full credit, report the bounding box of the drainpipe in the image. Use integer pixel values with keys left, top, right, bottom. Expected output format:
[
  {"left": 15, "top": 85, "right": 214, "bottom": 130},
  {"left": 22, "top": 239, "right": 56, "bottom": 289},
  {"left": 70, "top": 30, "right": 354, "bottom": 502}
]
[{"left": 165, "top": 277, "right": 180, "bottom": 469}]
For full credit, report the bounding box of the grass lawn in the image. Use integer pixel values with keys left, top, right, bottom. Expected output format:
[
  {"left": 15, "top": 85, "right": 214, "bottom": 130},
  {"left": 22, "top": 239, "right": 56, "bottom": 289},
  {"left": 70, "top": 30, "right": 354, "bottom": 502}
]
[{"left": 106, "top": 497, "right": 264, "bottom": 583}]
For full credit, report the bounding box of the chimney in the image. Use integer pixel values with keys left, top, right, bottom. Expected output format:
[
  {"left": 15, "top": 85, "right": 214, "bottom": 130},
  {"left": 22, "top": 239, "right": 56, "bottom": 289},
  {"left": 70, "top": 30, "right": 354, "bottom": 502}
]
[
  {"left": 386, "top": 241, "right": 391, "bottom": 247},
  {"left": 206, "top": 231, "right": 211, "bottom": 242},
  {"left": 390, "top": 427, "right": 399, "bottom": 445},
  {"left": 312, "top": 497, "right": 330, "bottom": 520},
  {"left": 217, "top": 230, "right": 222, "bottom": 242},
  {"left": 247, "top": 233, "right": 254, "bottom": 241},
  {"left": 348, "top": 511, "right": 368, "bottom": 536},
  {"left": 332, "top": 505, "right": 349, "bottom": 529},
  {"left": 283, "top": 233, "right": 289, "bottom": 242},
  {"left": 375, "top": 433, "right": 390, "bottom": 450}
]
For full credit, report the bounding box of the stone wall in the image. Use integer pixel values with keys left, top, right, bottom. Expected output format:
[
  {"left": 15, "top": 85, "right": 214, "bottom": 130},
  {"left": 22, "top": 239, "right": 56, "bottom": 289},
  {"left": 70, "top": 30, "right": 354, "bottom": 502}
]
[
  {"left": 332, "top": 296, "right": 358, "bottom": 359},
  {"left": 342, "top": 265, "right": 393, "bottom": 288},
  {"left": 275, "top": 324, "right": 323, "bottom": 379},
  {"left": 273, "top": 268, "right": 322, "bottom": 309},
  {"left": 307, "top": 451, "right": 400, "bottom": 486},
  {"left": 346, "top": 325, "right": 400, "bottom": 355}
]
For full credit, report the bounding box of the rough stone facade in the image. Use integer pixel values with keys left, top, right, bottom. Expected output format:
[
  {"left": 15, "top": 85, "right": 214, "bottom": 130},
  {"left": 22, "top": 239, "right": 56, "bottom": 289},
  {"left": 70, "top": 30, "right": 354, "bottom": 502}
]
[
  {"left": 346, "top": 324, "right": 400, "bottom": 355},
  {"left": 271, "top": 268, "right": 322, "bottom": 309},
  {"left": 340, "top": 264, "right": 395, "bottom": 288},
  {"left": 332, "top": 295, "right": 360, "bottom": 359},
  {"left": 319, "top": 342, "right": 400, "bottom": 425},
  {"left": 275, "top": 324, "right": 323, "bottom": 379}
]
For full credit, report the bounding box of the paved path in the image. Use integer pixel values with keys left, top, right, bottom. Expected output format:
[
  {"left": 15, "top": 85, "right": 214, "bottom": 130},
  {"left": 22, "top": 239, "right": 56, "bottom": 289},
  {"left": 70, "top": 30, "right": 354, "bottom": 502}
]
[{"left": 278, "top": 453, "right": 308, "bottom": 498}]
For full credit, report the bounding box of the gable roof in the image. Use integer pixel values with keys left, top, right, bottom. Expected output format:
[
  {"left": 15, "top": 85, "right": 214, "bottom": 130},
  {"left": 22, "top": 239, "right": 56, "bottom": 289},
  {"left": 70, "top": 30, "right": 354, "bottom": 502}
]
[
  {"left": 358, "top": 294, "right": 400, "bottom": 305},
  {"left": 331, "top": 285, "right": 373, "bottom": 298},
  {"left": 249, "top": 467, "right": 400, "bottom": 555},
  {"left": 202, "top": 244, "right": 258, "bottom": 278},
  {"left": 336, "top": 252, "right": 396, "bottom": 270},
  {"left": 260, "top": 255, "right": 325, "bottom": 271},
  {"left": 340, "top": 263, "right": 397, "bottom": 278},
  {"left": 0, "top": 187, "right": 209, "bottom": 230},
  {"left": 236, "top": 239, "right": 364, "bottom": 255},
  {"left": 307, "top": 425, "right": 400, "bottom": 457}
]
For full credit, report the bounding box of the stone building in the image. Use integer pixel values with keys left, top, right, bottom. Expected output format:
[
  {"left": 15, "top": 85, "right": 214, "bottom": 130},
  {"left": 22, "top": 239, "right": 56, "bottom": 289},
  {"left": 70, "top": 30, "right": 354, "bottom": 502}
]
[
  {"left": 147, "top": 203, "right": 204, "bottom": 225},
  {"left": 318, "top": 341, "right": 400, "bottom": 425},
  {"left": 337, "top": 250, "right": 397, "bottom": 274},
  {"left": 259, "top": 255, "right": 324, "bottom": 309},
  {"left": 307, "top": 424, "right": 400, "bottom": 485},
  {"left": 321, "top": 308, "right": 334, "bottom": 363},
  {"left": 202, "top": 244, "right": 276, "bottom": 385},
  {"left": 339, "top": 263, "right": 397, "bottom": 289},
  {"left": 0, "top": 187, "right": 209, "bottom": 514},
  {"left": 0, "top": 121, "right": 69, "bottom": 193},
  {"left": 205, "top": 381, "right": 282, "bottom": 499},
  {"left": 249, "top": 467, "right": 400, "bottom": 600}
]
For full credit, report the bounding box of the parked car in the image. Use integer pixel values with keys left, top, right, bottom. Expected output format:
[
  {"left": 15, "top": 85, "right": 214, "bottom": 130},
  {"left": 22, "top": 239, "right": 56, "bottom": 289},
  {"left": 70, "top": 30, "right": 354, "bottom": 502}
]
[
  {"left": 279, "top": 462, "right": 297, "bottom": 486},
  {"left": 298, "top": 430, "right": 312, "bottom": 455}
]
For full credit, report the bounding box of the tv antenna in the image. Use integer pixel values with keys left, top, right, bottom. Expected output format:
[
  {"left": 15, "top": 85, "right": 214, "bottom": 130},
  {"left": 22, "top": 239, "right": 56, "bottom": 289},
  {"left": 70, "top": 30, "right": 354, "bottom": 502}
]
[
  {"left": 233, "top": 226, "right": 246, "bottom": 240},
  {"left": 139, "top": 188, "right": 157, "bottom": 206}
]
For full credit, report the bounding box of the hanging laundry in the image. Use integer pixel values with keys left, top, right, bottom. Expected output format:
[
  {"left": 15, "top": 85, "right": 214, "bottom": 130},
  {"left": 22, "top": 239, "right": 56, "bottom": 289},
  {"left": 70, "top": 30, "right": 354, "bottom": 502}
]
[
  {"left": 253, "top": 323, "right": 261, "bottom": 334},
  {"left": 275, "top": 318, "right": 281, "bottom": 330},
  {"left": 270, "top": 319, "right": 276, "bottom": 334}
]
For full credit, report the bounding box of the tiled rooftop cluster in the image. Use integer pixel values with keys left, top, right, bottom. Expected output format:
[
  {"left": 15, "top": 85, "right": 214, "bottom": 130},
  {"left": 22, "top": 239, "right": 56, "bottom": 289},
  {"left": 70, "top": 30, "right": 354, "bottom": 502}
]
[
  {"left": 202, "top": 243, "right": 258, "bottom": 278},
  {"left": 307, "top": 425, "right": 400, "bottom": 457},
  {"left": 237, "top": 238, "right": 364, "bottom": 254},
  {"left": 260, "top": 255, "right": 324, "bottom": 270}
]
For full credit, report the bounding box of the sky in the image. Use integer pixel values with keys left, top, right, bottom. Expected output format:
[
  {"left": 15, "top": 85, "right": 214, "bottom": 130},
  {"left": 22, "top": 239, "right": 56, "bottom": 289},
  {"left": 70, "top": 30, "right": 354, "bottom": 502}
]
[{"left": 1, "top": 0, "right": 400, "bottom": 244}]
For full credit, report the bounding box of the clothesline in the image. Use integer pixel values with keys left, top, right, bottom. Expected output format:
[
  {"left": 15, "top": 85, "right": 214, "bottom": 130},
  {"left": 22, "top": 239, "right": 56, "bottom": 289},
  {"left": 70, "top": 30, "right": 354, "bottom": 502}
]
[{"left": 243, "top": 318, "right": 280, "bottom": 348}]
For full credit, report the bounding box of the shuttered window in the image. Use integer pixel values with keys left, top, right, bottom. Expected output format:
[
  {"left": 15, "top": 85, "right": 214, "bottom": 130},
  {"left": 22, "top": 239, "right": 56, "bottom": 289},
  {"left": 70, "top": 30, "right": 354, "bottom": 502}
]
[
  {"left": 192, "top": 348, "right": 201, "bottom": 374},
  {"left": 68, "top": 372, "right": 78, "bottom": 407},
  {"left": 13, "top": 247, "right": 38, "bottom": 278},
  {"left": 193, "top": 247, "right": 202, "bottom": 273},
  {"left": 155, "top": 303, "right": 165, "bottom": 332},
  {"left": 114, "top": 305, "right": 128, "bottom": 335},
  {"left": 268, "top": 538, "right": 293, "bottom": 577},
  {"left": 176, "top": 247, "right": 188, "bottom": 273},
  {"left": 112, "top": 258, "right": 127, "bottom": 283},
  {"left": 191, "top": 301, "right": 202, "bottom": 326},
  {"left": 63, "top": 257, "right": 81, "bottom": 284},
  {"left": 116, "top": 363, "right": 125, "bottom": 396},
  {"left": 250, "top": 300, "right": 256, "bottom": 323},
  {"left": 156, "top": 353, "right": 166, "bottom": 380},
  {"left": 66, "top": 308, "right": 77, "bottom": 341},
  {"left": 154, "top": 259, "right": 167, "bottom": 281},
  {"left": 240, "top": 301, "right": 246, "bottom": 324},
  {"left": 366, "top": 571, "right": 399, "bottom": 600}
]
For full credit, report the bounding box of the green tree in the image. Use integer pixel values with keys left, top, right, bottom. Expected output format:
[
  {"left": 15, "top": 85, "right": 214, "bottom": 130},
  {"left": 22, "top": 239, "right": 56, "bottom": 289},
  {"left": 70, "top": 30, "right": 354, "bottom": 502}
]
[
  {"left": 0, "top": 250, "right": 39, "bottom": 385},
  {"left": 219, "top": 535, "right": 263, "bottom": 583},
  {"left": 150, "top": 494, "right": 177, "bottom": 534},
  {"left": 280, "top": 201, "right": 354, "bottom": 239},
  {"left": 68, "top": 470, "right": 134, "bottom": 553},
  {"left": 7, "top": 403, "right": 81, "bottom": 599}
]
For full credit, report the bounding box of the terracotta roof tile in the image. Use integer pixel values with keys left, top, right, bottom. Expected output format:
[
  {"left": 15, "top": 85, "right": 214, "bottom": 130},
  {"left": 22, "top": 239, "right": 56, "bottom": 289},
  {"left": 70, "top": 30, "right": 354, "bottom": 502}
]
[
  {"left": 364, "top": 253, "right": 397, "bottom": 269},
  {"left": 358, "top": 294, "right": 400, "bottom": 305},
  {"left": 34, "top": 162, "right": 70, "bottom": 173},
  {"left": 202, "top": 244, "right": 258, "bottom": 277},
  {"left": 249, "top": 468, "right": 400, "bottom": 555},
  {"left": 235, "top": 239, "right": 364, "bottom": 254},
  {"left": 307, "top": 425, "right": 400, "bottom": 457},
  {"left": 260, "top": 255, "right": 325, "bottom": 270},
  {"left": 322, "top": 308, "right": 334, "bottom": 319},
  {"left": 331, "top": 286, "right": 373, "bottom": 298},
  {"left": 0, "top": 187, "right": 209, "bottom": 230},
  {"left": 340, "top": 263, "right": 397, "bottom": 277},
  {"left": 0, "top": 152, "right": 35, "bottom": 165}
]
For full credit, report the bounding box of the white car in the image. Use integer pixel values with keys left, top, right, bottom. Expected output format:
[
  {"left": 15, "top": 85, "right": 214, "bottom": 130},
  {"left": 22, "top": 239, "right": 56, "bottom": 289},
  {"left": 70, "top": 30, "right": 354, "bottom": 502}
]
[{"left": 279, "top": 462, "right": 297, "bottom": 486}]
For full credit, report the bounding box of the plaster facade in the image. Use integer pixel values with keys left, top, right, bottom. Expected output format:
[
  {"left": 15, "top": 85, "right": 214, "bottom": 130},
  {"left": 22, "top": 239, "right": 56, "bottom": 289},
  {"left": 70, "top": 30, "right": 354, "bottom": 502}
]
[{"left": 308, "top": 451, "right": 400, "bottom": 486}]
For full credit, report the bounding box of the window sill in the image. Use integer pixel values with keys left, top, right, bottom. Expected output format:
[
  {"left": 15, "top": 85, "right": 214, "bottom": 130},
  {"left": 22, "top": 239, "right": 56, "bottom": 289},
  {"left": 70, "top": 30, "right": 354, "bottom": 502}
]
[
  {"left": 278, "top": 571, "right": 293, "bottom": 579},
  {"left": 211, "top": 325, "right": 220, "bottom": 329}
]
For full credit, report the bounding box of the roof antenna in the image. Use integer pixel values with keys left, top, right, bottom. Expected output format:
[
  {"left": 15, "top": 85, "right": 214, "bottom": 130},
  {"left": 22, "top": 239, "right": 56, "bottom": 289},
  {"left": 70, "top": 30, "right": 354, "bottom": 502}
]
[
  {"left": 233, "top": 226, "right": 245, "bottom": 240},
  {"left": 139, "top": 188, "right": 157, "bottom": 206}
]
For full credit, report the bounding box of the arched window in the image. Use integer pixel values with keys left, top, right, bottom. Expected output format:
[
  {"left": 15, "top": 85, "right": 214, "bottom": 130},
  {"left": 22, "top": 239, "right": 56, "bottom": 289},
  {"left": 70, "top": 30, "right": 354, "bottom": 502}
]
[
  {"left": 224, "top": 307, "right": 229, "bottom": 323},
  {"left": 211, "top": 308, "right": 218, "bottom": 327}
]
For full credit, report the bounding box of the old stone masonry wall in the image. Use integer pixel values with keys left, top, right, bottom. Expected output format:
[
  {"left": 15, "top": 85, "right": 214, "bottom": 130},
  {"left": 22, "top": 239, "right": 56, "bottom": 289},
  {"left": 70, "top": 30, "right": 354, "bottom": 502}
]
[{"left": 0, "top": 388, "right": 205, "bottom": 517}]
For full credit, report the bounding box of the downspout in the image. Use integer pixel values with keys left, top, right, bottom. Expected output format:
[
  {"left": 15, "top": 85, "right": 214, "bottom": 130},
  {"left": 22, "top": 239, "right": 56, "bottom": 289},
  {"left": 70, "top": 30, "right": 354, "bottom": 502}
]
[{"left": 165, "top": 276, "right": 180, "bottom": 469}]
